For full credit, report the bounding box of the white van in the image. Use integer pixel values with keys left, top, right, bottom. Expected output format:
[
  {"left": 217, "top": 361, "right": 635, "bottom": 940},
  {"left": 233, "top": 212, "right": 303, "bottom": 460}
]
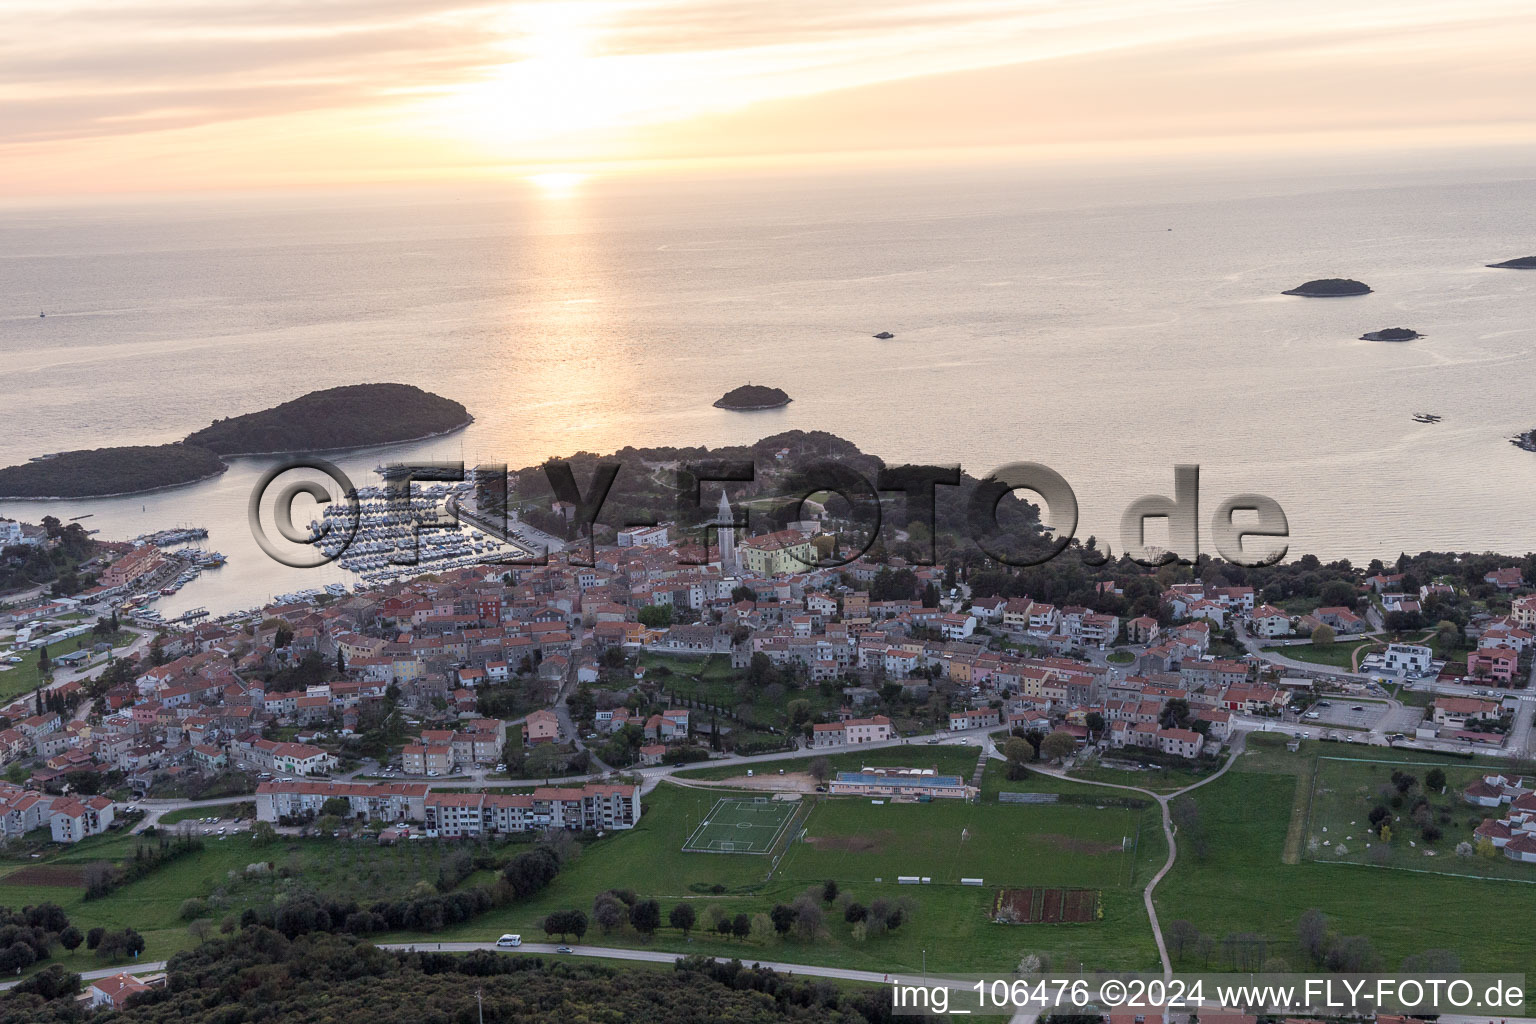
[{"left": 496, "top": 934, "right": 522, "bottom": 948}]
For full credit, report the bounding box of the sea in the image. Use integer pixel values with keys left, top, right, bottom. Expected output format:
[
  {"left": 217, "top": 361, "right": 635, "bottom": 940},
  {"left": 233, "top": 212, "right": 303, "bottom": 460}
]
[{"left": 3, "top": 155, "right": 1536, "bottom": 617}]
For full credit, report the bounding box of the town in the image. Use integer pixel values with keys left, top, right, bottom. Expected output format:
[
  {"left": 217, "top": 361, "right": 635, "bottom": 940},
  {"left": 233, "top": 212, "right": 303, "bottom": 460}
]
[{"left": 3, "top": 479, "right": 1535, "bottom": 1005}]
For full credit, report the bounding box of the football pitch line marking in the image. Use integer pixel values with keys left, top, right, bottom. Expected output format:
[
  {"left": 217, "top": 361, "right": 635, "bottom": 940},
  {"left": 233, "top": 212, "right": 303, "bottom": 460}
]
[{"left": 682, "top": 797, "right": 797, "bottom": 855}]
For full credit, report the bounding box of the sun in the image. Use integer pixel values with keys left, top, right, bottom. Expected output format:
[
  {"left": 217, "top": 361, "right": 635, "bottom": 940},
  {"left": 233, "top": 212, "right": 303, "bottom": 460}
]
[{"left": 526, "top": 171, "right": 587, "bottom": 196}]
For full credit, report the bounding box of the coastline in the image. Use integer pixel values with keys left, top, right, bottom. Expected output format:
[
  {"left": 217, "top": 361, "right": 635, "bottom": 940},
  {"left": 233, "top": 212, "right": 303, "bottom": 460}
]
[
  {"left": 199, "top": 413, "right": 475, "bottom": 458},
  {"left": 0, "top": 416, "right": 475, "bottom": 502},
  {"left": 0, "top": 465, "right": 231, "bottom": 503}
]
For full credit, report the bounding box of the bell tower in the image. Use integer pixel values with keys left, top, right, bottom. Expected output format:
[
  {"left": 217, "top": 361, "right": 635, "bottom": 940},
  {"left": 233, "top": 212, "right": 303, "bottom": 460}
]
[{"left": 716, "top": 489, "right": 739, "bottom": 574}]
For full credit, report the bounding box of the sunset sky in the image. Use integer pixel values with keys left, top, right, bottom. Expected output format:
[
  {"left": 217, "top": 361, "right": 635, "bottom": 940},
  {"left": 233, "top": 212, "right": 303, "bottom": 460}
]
[{"left": 3, "top": 0, "right": 1535, "bottom": 195}]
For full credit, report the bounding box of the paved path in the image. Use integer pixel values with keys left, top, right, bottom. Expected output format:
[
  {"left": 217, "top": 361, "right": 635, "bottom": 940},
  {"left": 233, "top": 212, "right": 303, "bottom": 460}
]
[{"left": 979, "top": 729, "right": 1248, "bottom": 978}]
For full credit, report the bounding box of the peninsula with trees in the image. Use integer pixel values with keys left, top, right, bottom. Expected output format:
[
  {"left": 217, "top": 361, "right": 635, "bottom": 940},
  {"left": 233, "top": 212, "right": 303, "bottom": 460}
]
[{"left": 0, "top": 383, "right": 471, "bottom": 498}]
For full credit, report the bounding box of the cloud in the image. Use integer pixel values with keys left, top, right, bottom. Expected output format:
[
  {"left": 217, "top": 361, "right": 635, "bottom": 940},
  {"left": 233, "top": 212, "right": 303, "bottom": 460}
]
[{"left": 0, "top": 0, "right": 1532, "bottom": 191}]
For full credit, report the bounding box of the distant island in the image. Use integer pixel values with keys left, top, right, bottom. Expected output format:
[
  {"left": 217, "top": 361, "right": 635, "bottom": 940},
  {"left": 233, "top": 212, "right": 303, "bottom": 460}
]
[
  {"left": 713, "top": 385, "right": 792, "bottom": 410},
  {"left": 1487, "top": 256, "right": 1536, "bottom": 269},
  {"left": 1283, "top": 278, "right": 1372, "bottom": 297},
  {"left": 0, "top": 383, "right": 471, "bottom": 498},
  {"left": 873, "top": 331, "right": 895, "bottom": 339},
  {"left": 184, "top": 383, "right": 471, "bottom": 455},
  {"left": 1361, "top": 327, "right": 1421, "bottom": 342}
]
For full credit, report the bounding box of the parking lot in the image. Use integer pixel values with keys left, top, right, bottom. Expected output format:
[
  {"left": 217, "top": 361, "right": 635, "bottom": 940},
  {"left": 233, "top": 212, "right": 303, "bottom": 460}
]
[{"left": 1300, "top": 698, "right": 1389, "bottom": 730}]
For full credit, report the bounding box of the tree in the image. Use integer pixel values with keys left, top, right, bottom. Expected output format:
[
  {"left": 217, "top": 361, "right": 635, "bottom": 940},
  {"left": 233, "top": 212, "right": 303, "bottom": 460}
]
[
  {"left": 637, "top": 605, "right": 673, "bottom": 629},
  {"left": 794, "top": 899, "right": 824, "bottom": 940},
  {"left": 85, "top": 927, "right": 105, "bottom": 951},
  {"left": 1296, "top": 909, "right": 1328, "bottom": 966},
  {"left": 669, "top": 903, "right": 696, "bottom": 937},
  {"left": 593, "top": 894, "right": 626, "bottom": 934},
  {"left": 1084, "top": 712, "right": 1106, "bottom": 739},
  {"left": 844, "top": 902, "right": 868, "bottom": 924},
  {"left": 821, "top": 879, "right": 839, "bottom": 904},
  {"left": 541, "top": 909, "right": 588, "bottom": 941},
  {"left": 1168, "top": 919, "right": 1199, "bottom": 961},
  {"left": 336, "top": 648, "right": 346, "bottom": 674},
  {"left": 1039, "top": 730, "right": 1076, "bottom": 763},
  {"left": 1159, "top": 698, "right": 1191, "bottom": 729},
  {"left": 251, "top": 821, "right": 277, "bottom": 846},
  {"left": 58, "top": 926, "right": 83, "bottom": 952},
  {"left": 1311, "top": 624, "right": 1335, "bottom": 648},
  {"left": 808, "top": 756, "right": 832, "bottom": 784},
  {"left": 0, "top": 942, "right": 36, "bottom": 973},
  {"left": 1425, "top": 767, "right": 1446, "bottom": 791},
  {"left": 769, "top": 903, "right": 795, "bottom": 936},
  {"left": 1003, "top": 736, "right": 1034, "bottom": 768},
  {"left": 731, "top": 913, "right": 751, "bottom": 941},
  {"left": 629, "top": 899, "right": 661, "bottom": 939}
]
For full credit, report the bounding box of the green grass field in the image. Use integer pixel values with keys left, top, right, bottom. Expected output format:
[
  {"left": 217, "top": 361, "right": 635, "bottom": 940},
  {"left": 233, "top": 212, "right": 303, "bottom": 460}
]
[
  {"left": 0, "top": 628, "right": 136, "bottom": 699},
  {"left": 420, "top": 777, "right": 1164, "bottom": 973},
  {"left": 778, "top": 795, "right": 1156, "bottom": 890},
  {"left": 1304, "top": 756, "right": 1529, "bottom": 880},
  {"left": 1153, "top": 737, "right": 1536, "bottom": 980},
  {"left": 0, "top": 828, "right": 494, "bottom": 969},
  {"left": 12, "top": 737, "right": 1530, "bottom": 982},
  {"left": 1261, "top": 639, "right": 1381, "bottom": 670},
  {"left": 1068, "top": 760, "right": 1214, "bottom": 793},
  {"left": 681, "top": 797, "right": 799, "bottom": 854}
]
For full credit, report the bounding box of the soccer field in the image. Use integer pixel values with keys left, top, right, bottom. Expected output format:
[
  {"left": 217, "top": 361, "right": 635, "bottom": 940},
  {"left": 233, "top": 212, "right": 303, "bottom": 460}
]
[{"left": 681, "top": 797, "right": 798, "bottom": 854}]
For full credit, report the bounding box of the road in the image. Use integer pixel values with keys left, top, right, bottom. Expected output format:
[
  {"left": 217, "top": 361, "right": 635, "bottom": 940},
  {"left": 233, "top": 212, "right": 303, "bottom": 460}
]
[
  {"left": 339, "top": 726, "right": 984, "bottom": 793},
  {"left": 0, "top": 941, "right": 951, "bottom": 995}
]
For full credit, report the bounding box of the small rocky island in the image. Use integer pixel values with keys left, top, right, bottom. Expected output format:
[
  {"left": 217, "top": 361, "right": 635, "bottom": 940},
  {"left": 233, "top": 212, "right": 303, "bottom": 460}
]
[
  {"left": 713, "top": 385, "right": 792, "bottom": 410},
  {"left": 1360, "top": 327, "right": 1421, "bottom": 342},
  {"left": 873, "top": 331, "right": 895, "bottom": 339},
  {"left": 0, "top": 383, "right": 472, "bottom": 498},
  {"left": 1283, "top": 278, "right": 1372, "bottom": 297},
  {"left": 1487, "top": 256, "right": 1536, "bottom": 269}
]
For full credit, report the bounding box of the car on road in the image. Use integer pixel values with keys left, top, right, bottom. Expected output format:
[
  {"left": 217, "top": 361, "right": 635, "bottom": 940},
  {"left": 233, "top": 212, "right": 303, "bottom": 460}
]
[
  {"left": 555, "top": 946, "right": 573, "bottom": 954},
  {"left": 496, "top": 934, "right": 522, "bottom": 947}
]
